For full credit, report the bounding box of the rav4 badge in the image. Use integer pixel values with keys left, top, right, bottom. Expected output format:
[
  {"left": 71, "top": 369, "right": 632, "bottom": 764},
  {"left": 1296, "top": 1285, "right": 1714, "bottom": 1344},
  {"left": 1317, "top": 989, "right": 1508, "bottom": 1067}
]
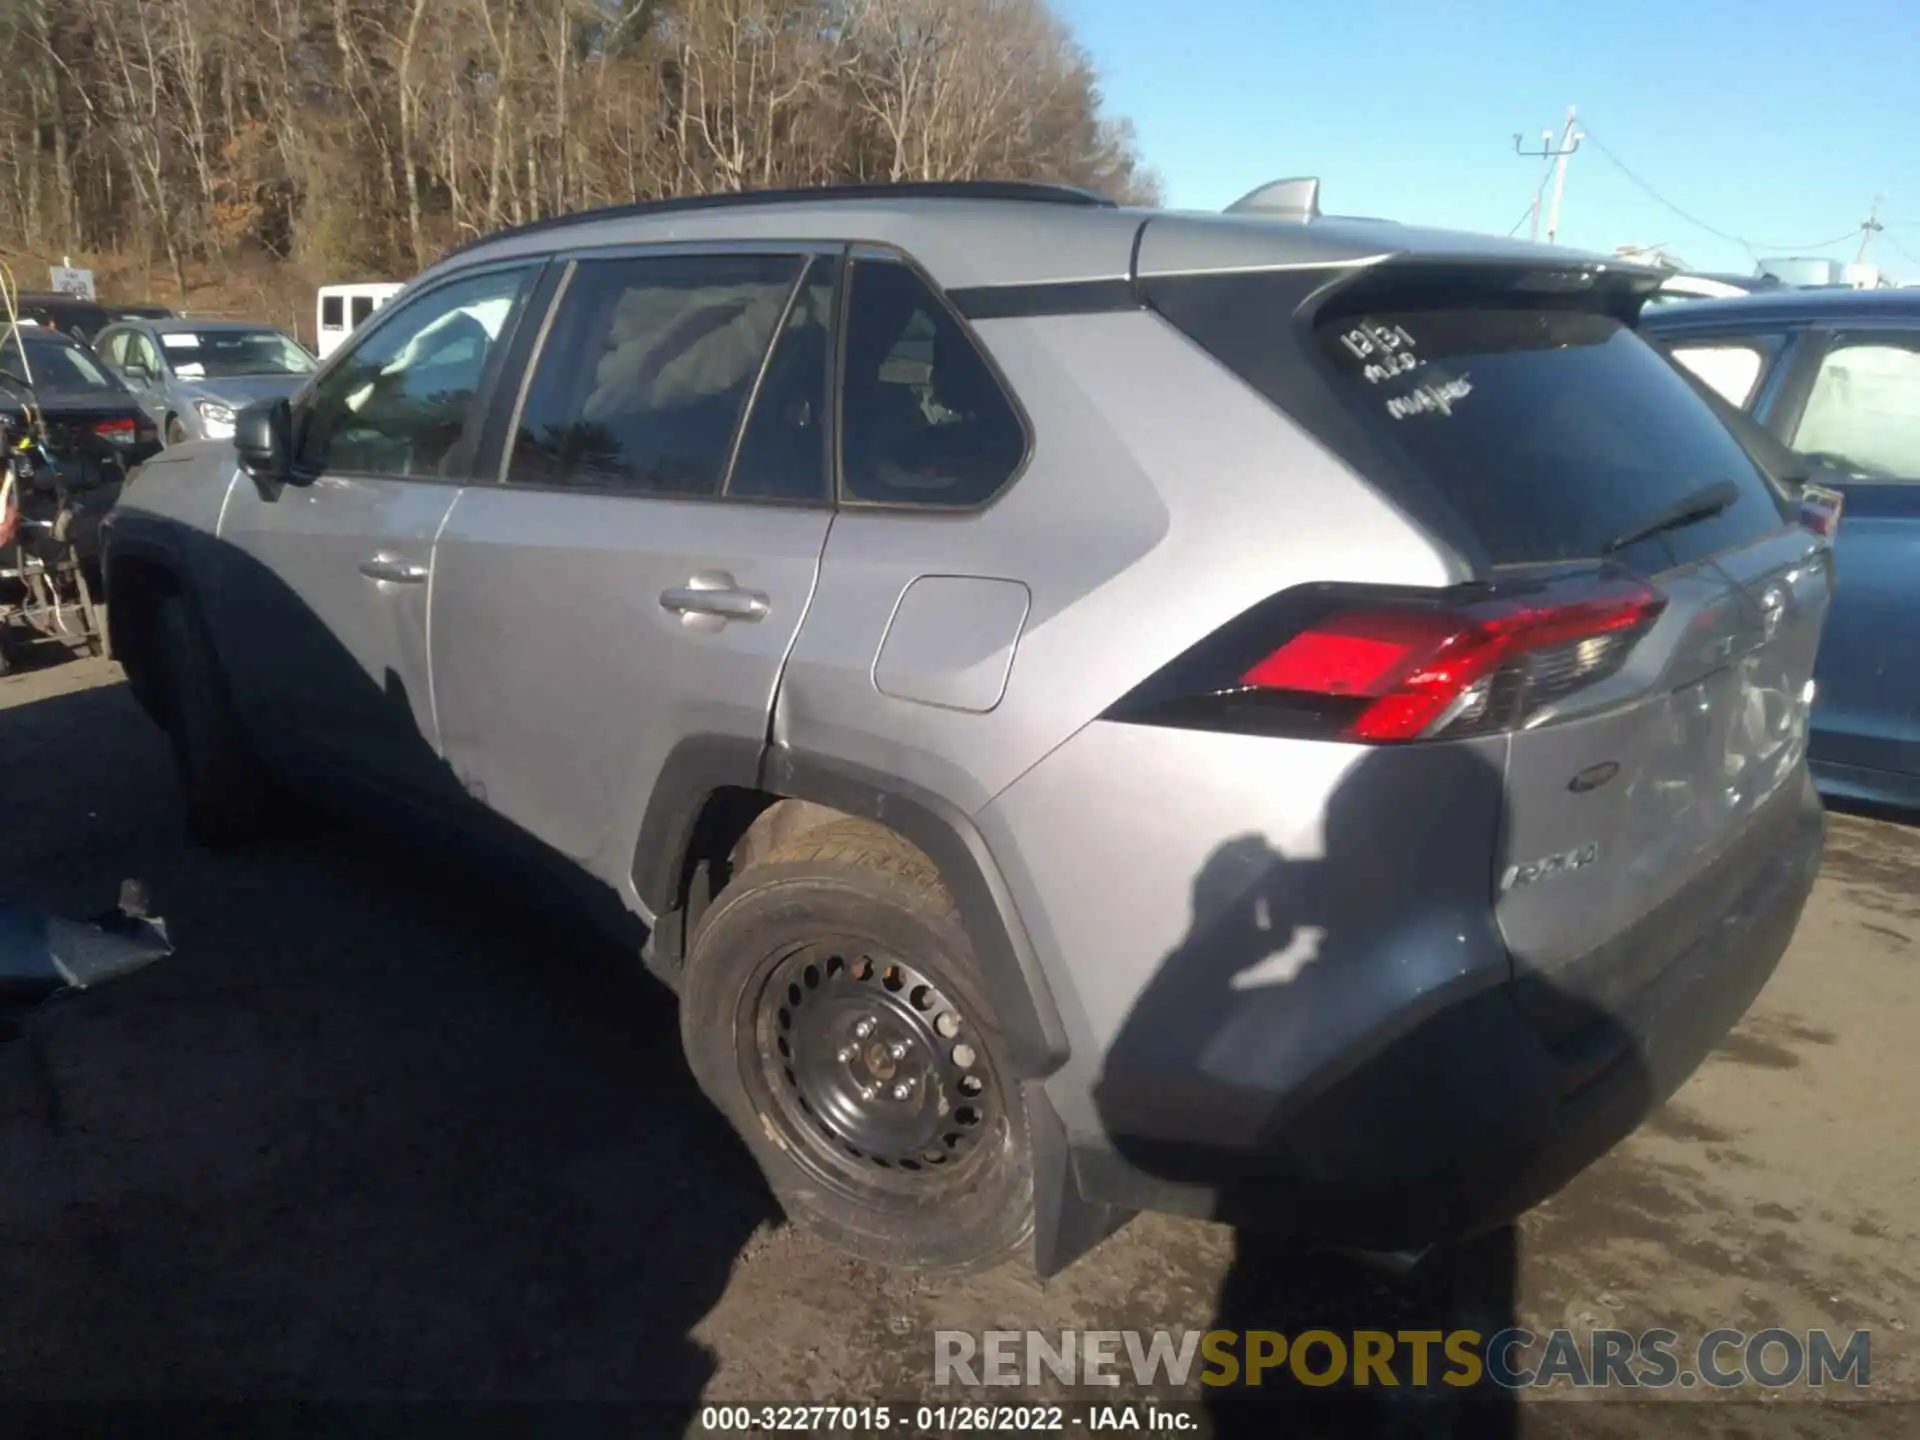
[{"left": 1502, "top": 842, "right": 1600, "bottom": 892}]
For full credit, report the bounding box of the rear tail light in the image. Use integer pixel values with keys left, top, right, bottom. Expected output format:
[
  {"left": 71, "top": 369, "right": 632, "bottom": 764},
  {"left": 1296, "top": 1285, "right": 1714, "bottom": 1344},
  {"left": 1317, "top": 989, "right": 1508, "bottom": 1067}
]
[
  {"left": 1107, "top": 577, "right": 1667, "bottom": 744},
  {"left": 92, "top": 417, "right": 139, "bottom": 446}
]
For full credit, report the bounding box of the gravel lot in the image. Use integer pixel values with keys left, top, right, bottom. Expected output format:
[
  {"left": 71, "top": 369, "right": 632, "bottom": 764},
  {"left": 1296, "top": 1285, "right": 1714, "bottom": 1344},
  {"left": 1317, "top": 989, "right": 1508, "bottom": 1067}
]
[{"left": 2, "top": 655, "right": 1914, "bottom": 1434}]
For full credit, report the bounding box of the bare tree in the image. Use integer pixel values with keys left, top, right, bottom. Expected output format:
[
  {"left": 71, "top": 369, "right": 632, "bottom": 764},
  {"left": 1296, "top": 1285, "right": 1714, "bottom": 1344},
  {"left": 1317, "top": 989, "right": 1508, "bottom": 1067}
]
[{"left": 0, "top": 0, "right": 1158, "bottom": 293}]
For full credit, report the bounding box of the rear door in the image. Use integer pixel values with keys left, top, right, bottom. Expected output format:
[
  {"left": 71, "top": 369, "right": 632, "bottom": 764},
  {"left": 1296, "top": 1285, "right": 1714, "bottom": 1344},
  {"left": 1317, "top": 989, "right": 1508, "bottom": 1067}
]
[
  {"left": 427, "top": 245, "right": 839, "bottom": 897},
  {"left": 1761, "top": 326, "right": 1920, "bottom": 786},
  {"left": 1291, "top": 278, "right": 1831, "bottom": 1029}
]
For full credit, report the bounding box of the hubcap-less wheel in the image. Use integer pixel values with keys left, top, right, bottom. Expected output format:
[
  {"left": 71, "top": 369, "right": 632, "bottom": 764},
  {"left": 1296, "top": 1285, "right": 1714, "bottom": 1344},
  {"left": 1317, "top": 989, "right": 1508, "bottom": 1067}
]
[{"left": 746, "top": 943, "right": 998, "bottom": 1195}]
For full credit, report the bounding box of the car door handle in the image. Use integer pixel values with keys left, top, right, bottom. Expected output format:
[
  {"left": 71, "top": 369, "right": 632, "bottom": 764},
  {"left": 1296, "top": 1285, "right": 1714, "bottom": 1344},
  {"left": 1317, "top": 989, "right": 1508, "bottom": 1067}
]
[
  {"left": 660, "top": 575, "right": 770, "bottom": 622},
  {"left": 359, "top": 554, "right": 429, "bottom": 585}
]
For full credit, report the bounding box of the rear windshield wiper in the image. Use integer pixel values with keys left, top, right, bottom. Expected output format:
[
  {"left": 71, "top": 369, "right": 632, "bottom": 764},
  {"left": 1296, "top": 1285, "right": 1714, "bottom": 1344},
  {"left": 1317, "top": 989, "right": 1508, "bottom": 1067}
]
[{"left": 1603, "top": 479, "right": 1741, "bottom": 555}]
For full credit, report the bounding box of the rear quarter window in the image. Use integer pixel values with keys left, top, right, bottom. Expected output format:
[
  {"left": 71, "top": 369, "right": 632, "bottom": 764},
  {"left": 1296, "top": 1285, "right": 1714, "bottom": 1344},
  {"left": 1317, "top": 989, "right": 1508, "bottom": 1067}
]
[
  {"left": 1663, "top": 337, "right": 1782, "bottom": 409},
  {"left": 1314, "top": 305, "right": 1787, "bottom": 569}
]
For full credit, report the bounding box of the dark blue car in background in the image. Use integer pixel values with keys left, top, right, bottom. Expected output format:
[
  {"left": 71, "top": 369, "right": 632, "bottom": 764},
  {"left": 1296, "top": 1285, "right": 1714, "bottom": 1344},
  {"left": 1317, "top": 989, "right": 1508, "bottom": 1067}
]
[{"left": 1643, "top": 289, "right": 1920, "bottom": 809}]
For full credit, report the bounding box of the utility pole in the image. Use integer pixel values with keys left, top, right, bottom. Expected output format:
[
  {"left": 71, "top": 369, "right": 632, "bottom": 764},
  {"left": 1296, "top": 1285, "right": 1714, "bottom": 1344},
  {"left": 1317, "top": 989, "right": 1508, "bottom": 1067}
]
[
  {"left": 1514, "top": 108, "right": 1582, "bottom": 244},
  {"left": 1545, "top": 107, "right": 1582, "bottom": 244},
  {"left": 1856, "top": 195, "right": 1885, "bottom": 263}
]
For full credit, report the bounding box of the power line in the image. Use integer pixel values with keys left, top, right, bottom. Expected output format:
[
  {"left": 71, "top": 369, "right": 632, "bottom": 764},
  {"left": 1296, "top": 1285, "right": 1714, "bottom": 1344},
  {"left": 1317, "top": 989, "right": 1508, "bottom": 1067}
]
[{"left": 1579, "top": 126, "right": 1865, "bottom": 255}]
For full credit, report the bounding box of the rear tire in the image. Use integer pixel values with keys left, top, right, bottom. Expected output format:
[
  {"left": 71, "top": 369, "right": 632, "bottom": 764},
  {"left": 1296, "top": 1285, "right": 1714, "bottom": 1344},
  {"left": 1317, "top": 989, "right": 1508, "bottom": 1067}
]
[
  {"left": 680, "top": 822, "right": 1035, "bottom": 1273},
  {"left": 151, "top": 596, "right": 270, "bottom": 848}
]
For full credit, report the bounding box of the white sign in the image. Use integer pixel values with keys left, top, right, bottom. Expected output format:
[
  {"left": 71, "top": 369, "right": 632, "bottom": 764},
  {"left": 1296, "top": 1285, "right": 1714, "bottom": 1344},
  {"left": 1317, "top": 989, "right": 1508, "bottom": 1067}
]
[{"left": 49, "top": 265, "right": 96, "bottom": 300}]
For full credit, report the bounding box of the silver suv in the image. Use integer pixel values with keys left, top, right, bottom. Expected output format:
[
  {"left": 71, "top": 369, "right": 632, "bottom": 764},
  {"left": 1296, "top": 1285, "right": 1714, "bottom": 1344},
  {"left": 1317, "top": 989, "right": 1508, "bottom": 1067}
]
[{"left": 102, "top": 180, "right": 1833, "bottom": 1276}]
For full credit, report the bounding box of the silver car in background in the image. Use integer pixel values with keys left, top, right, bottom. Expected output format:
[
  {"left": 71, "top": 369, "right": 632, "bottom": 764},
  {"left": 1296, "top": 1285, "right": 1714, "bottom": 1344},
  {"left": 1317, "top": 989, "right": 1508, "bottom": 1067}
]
[
  {"left": 101, "top": 180, "right": 1835, "bottom": 1277},
  {"left": 93, "top": 319, "right": 315, "bottom": 446}
]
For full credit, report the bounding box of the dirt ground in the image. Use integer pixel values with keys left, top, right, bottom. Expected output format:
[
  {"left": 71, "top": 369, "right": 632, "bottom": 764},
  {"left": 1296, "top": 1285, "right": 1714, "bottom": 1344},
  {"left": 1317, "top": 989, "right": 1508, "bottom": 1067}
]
[{"left": 2, "top": 655, "right": 1914, "bottom": 1434}]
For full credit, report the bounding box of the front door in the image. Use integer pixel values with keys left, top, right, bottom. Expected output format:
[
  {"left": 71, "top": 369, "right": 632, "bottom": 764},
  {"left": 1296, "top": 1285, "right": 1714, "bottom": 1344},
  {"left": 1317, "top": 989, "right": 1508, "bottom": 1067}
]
[
  {"left": 106, "top": 329, "right": 171, "bottom": 431},
  {"left": 429, "top": 247, "right": 840, "bottom": 897},
  {"left": 205, "top": 260, "right": 543, "bottom": 799}
]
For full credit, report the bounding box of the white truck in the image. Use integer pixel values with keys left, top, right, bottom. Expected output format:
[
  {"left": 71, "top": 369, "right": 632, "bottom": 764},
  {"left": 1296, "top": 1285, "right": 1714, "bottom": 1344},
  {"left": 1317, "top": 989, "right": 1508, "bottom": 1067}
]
[{"left": 314, "top": 282, "right": 404, "bottom": 359}]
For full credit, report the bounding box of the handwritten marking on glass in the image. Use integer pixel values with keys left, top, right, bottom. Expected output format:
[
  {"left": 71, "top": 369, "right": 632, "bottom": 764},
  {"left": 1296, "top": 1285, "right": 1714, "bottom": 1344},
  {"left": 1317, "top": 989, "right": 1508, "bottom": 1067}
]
[{"left": 1386, "top": 374, "right": 1473, "bottom": 420}]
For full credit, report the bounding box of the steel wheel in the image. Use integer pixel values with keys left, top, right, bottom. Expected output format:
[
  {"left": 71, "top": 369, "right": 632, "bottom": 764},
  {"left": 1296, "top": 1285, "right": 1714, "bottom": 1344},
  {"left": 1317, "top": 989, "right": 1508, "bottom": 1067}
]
[{"left": 741, "top": 940, "right": 1001, "bottom": 1200}]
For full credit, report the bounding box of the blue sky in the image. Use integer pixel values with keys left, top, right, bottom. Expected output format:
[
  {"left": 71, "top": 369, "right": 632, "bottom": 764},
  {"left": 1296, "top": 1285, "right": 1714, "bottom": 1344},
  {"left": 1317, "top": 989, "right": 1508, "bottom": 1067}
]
[{"left": 1058, "top": 0, "right": 1919, "bottom": 282}]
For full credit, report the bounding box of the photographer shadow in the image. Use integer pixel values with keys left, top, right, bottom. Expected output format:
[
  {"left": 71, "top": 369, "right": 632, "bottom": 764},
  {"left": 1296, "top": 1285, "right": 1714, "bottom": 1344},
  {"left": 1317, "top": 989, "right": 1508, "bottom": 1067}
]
[{"left": 1095, "top": 741, "right": 1655, "bottom": 1437}]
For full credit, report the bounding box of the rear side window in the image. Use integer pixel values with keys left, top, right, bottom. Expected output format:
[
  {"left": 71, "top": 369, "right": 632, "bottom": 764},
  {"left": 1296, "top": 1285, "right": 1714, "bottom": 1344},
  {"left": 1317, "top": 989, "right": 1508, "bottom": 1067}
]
[
  {"left": 1313, "top": 305, "right": 1786, "bottom": 568},
  {"left": 728, "top": 255, "right": 838, "bottom": 503},
  {"left": 1664, "top": 336, "right": 1783, "bottom": 409},
  {"left": 350, "top": 296, "right": 376, "bottom": 326},
  {"left": 839, "top": 259, "right": 1025, "bottom": 507},
  {"left": 509, "top": 253, "right": 802, "bottom": 496},
  {"left": 322, "top": 295, "right": 345, "bottom": 328}
]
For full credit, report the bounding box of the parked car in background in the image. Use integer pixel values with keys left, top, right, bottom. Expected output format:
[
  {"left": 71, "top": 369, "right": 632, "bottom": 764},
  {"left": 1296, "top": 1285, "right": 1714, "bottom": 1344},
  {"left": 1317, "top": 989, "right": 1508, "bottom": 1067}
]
[
  {"left": 315, "top": 282, "right": 404, "bottom": 359},
  {"left": 1643, "top": 288, "right": 1920, "bottom": 808},
  {"left": 106, "top": 303, "right": 179, "bottom": 323},
  {"left": 9, "top": 293, "right": 114, "bottom": 345},
  {"left": 93, "top": 319, "right": 316, "bottom": 444},
  {"left": 105, "top": 181, "right": 1831, "bottom": 1277},
  {"left": 1, "top": 326, "right": 161, "bottom": 554},
  {"left": 1642, "top": 272, "right": 1784, "bottom": 308}
]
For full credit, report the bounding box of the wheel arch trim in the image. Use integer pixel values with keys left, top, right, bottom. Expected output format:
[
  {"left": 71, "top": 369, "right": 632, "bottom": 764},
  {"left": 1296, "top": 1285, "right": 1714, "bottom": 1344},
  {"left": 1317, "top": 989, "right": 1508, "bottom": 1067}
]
[
  {"left": 100, "top": 524, "right": 202, "bottom": 652},
  {"left": 631, "top": 738, "right": 1071, "bottom": 1080}
]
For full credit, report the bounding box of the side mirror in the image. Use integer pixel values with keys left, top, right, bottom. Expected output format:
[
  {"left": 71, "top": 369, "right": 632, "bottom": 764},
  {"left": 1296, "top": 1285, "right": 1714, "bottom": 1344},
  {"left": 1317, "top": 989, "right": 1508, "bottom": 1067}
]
[{"left": 234, "top": 396, "right": 296, "bottom": 492}]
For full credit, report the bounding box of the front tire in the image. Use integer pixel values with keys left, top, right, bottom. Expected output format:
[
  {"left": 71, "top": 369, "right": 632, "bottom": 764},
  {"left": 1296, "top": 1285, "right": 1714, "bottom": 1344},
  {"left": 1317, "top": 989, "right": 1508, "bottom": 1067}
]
[
  {"left": 151, "top": 596, "right": 270, "bottom": 847},
  {"left": 680, "top": 822, "right": 1035, "bottom": 1272},
  {"left": 165, "top": 416, "right": 188, "bottom": 447}
]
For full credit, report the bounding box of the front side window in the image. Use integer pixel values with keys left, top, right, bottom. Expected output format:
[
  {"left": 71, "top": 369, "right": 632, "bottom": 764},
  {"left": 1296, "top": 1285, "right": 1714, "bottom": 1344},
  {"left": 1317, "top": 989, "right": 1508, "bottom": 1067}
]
[
  {"left": 321, "top": 295, "right": 345, "bottom": 329},
  {"left": 155, "top": 329, "right": 314, "bottom": 379},
  {"left": 1790, "top": 334, "right": 1920, "bottom": 481},
  {"left": 350, "top": 295, "right": 377, "bottom": 327},
  {"left": 298, "top": 265, "right": 533, "bottom": 478},
  {"left": 839, "top": 259, "right": 1026, "bottom": 507},
  {"left": 124, "top": 333, "right": 163, "bottom": 377},
  {"left": 509, "top": 253, "right": 802, "bottom": 496}
]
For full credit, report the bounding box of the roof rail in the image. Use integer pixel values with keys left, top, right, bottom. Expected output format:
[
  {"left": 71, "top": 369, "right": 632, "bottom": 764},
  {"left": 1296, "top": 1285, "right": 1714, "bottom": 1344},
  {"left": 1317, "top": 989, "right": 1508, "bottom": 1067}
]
[
  {"left": 1223, "top": 177, "right": 1322, "bottom": 223},
  {"left": 443, "top": 180, "right": 1117, "bottom": 260}
]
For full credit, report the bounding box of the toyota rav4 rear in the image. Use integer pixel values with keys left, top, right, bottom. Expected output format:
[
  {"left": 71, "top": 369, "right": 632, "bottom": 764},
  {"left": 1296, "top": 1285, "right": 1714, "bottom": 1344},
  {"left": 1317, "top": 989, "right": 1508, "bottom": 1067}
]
[{"left": 985, "top": 221, "right": 1833, "bottom": 1249}]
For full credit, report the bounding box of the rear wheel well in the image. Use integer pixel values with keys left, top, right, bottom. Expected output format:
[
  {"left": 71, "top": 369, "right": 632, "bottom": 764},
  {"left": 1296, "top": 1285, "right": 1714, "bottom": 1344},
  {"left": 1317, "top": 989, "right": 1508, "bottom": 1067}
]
[
  {"left": 673, "top": 792, "right": 946, "bottom": 934},
  {"left": 640, "top": 757, "right": 1067, "bottom": 1083},
  {"left": 106, "top": 555, "right": 183, "bottom": 721}
]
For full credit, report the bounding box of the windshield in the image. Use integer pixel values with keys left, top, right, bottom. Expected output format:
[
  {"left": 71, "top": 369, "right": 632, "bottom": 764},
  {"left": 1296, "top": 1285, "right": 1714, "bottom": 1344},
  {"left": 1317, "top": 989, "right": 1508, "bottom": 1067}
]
[
  {"left": 1, "top": 336, "right": 122, "bottom": 392},
  {"left": 159, "top": 329, "right": 315, "bottom": 378}
]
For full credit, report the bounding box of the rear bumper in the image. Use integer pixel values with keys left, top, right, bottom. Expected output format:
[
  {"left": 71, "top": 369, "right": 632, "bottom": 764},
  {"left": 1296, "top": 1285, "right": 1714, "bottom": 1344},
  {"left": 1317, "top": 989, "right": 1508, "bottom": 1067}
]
[{"left": 1076, "top": 772, "right": 1825, "bottom": 1247}]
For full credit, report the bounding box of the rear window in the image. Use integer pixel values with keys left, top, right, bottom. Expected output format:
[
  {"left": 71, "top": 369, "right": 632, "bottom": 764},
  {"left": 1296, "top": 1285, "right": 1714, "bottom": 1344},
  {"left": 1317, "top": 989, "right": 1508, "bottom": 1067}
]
[
  {"left": 1148, "top": 268, "right": 1788, "bottom": 571},
  {"left": 1, "top": 336, "right": 120, "bottom": 392},
  {"left": 1313, "top": 307, "right": 1786, "bottom": 568}
]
